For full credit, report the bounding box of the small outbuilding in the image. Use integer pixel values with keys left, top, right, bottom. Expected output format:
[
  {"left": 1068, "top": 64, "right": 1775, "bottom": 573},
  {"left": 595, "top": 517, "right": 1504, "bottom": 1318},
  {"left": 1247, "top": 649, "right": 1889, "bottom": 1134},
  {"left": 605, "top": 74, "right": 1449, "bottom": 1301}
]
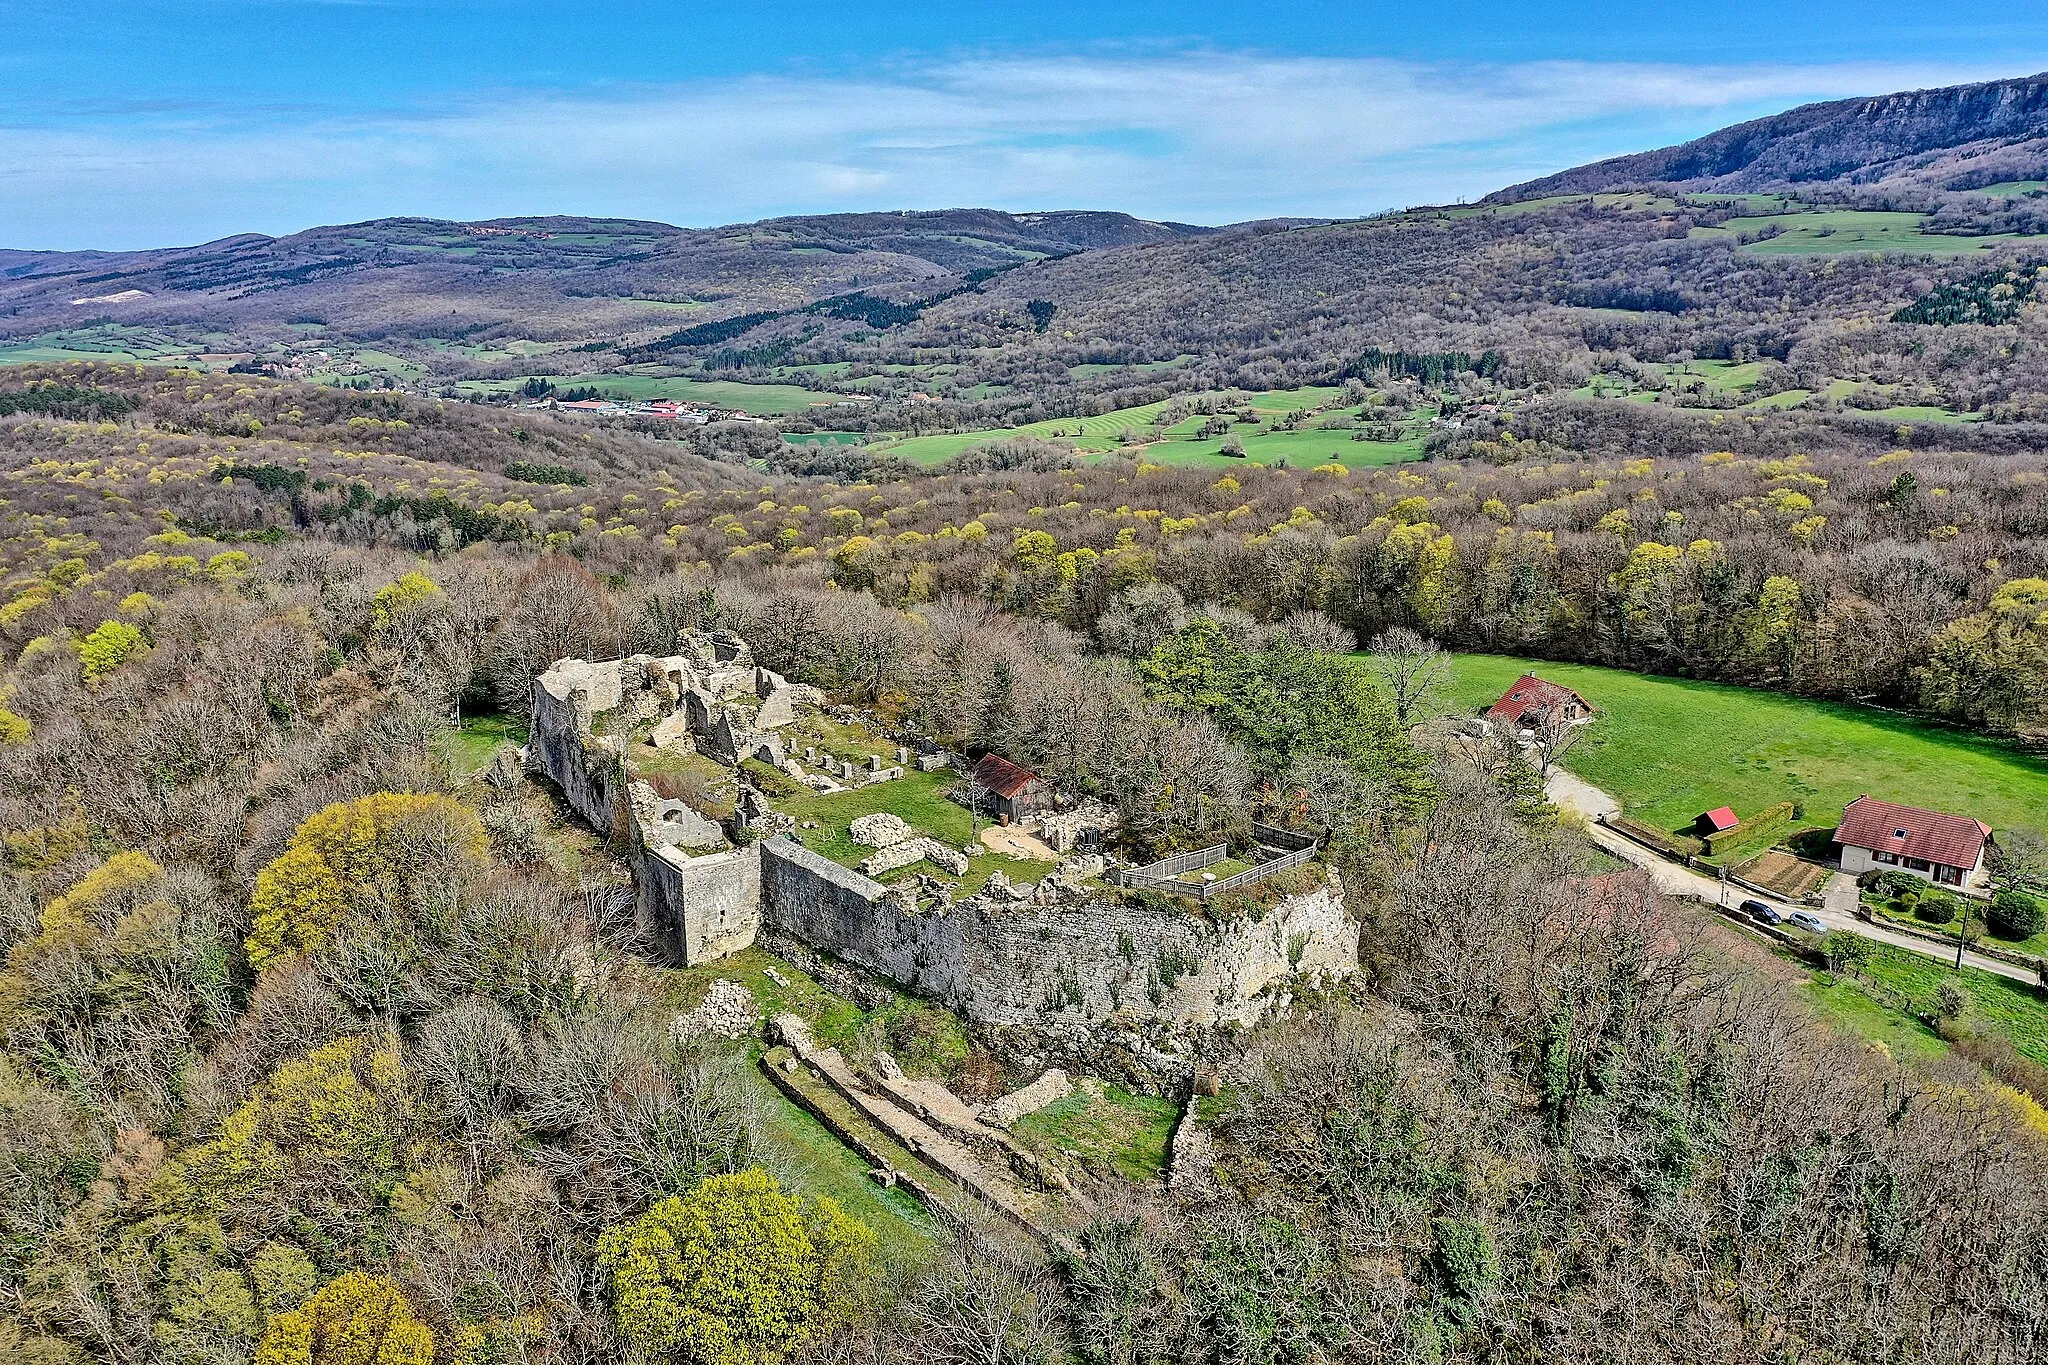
[
  {"left": 1833, "top": 794, "right": 1992, "bottom": 889},
  {"left": 1696, "top": 806, "right": 1739, "bottom": 836},
  {"left": 972, "top": 753, "right": 1050, "bottom": 824},
  {"left": 1485, "top": 673, "right": 1592, "bottom": 730}
]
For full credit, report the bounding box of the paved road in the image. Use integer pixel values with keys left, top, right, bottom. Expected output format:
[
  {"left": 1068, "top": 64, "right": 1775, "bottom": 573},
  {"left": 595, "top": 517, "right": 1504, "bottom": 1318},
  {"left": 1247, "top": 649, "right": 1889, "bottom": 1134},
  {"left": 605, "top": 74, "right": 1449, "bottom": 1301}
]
[{"left": 1552, "top": 771, "right": 2039, "bottom": 985}]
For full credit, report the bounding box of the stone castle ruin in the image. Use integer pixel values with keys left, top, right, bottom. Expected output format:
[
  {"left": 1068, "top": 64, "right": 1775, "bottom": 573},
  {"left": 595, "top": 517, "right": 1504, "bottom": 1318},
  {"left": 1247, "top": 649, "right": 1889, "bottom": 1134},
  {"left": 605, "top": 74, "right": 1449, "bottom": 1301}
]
[{"left": 528, "top": 631, "right": 1358, "bottom": 1074}]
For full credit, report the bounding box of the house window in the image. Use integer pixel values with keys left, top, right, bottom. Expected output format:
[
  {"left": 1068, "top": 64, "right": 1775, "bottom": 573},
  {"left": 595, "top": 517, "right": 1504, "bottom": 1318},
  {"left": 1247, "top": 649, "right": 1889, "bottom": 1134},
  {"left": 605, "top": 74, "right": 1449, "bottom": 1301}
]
[
  {"left": 1907, "top": 858, "right": 1929, "bottom": 872},
  {"left": 1874, "top": 850, "right": 1898, "bottom": 865},
  {"left": 1893, "top": 829, "right": 1908, "bottom": 839},
  {"left": 1935, "top": 865, "right": 1961, "bottom": 885}
]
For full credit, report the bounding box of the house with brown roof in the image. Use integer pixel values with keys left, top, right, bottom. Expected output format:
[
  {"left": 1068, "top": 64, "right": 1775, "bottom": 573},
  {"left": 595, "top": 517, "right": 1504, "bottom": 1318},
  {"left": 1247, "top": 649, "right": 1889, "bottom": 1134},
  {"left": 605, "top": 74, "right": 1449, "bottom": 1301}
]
[
  {"left": 1833, "top": 794, "right": 1993, "bottom": 889},
  {"left": 972, "top": 753, "right": 1049, "bottom": 823},
  {"left": 1485, "top": 673, "right": 1592, "bottom": 732}
]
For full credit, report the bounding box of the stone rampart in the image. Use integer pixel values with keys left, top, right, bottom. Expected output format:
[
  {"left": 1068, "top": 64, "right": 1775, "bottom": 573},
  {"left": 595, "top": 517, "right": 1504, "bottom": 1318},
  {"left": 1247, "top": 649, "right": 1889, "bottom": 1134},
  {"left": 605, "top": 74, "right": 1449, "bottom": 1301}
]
[{"left": 759, "top": 837, "right": 1355, "bottom": 1075}]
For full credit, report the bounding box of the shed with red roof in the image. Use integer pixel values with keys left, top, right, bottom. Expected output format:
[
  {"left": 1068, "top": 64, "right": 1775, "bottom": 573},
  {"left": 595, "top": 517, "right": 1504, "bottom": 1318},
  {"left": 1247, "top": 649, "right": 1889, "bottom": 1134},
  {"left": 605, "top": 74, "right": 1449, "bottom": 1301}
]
[
  {"left": 972, "top": 753, "right": 1049, "bottom": 823},
  {"left": 1696, "top": 806, "right": 1739, "bottom": 835},
  {"left": 1833, "top": 794, "right": 1992, "bottom": 888}
]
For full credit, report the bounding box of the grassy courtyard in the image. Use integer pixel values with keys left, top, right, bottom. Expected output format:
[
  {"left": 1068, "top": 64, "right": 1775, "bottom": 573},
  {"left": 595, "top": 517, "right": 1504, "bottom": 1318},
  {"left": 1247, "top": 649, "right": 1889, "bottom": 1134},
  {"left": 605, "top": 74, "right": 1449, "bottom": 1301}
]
[
  {"left": 1438, "top": 654, "right": 2048, "bottom": 851},
  {"left": 1014, "top": 1083, "right": 1179, "bottom": 1182},
  {"left": 758, "top": 764, "right": 1052, "bottom": 897}
]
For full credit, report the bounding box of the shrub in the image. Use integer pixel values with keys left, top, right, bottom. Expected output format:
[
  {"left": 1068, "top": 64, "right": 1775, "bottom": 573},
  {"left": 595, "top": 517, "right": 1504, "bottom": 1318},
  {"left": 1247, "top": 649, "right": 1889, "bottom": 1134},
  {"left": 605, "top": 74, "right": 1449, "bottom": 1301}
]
[
  {"left": 1936, "top": 980, "right": 1971, "bottom": 1021},
  {"left": 598, "top": 1168, "right": 876, "bottom": 1365},
  {"left": 77, "top": 619, "right": 147, "bottom": 682},
  {"left": 368, "top": 571, "right": 440, "bottom": 630},
  {"left": 252, "top": 1271, "right": 432, "bottom": 1365},
  {"left": 1820, "top": 930, "right": 1872, "bottom": 975},
  {"left": 1913, "top": 891, "right": 1958, "bottom": 925},
  {"left": 0, "top": 707, "right": 28, "bottom": 745},
  {"left": 1989, "top": 891, "right": 2048, "bottom": 941}
]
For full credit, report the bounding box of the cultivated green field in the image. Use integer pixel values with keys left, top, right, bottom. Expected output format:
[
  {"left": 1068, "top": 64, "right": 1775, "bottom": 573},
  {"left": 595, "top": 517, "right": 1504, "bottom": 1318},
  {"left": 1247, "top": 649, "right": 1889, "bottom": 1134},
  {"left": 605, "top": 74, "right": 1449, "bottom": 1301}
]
[
  {"left": 1572, "top": 360, "right": 1978, "bottom": 424},
  {"left": 1689, "top": 209, "right": 2020, "bottom": 255},
  {"left": 1438, "top": 654, "right": 2048, "bottom": 843},
  {"left": 457, "top": 373, "right": 833, "bottom": 414},
  {"left": 0, "top": 324, "right": 206, "bottom": 365},
  {"left": 872, "top": 386, "right": 1429, "bottom": 468}
]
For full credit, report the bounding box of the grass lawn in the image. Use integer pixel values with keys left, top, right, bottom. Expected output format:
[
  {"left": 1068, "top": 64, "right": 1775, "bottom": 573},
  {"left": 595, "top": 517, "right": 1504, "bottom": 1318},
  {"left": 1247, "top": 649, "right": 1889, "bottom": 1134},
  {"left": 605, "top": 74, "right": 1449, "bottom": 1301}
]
[
  {"left": 457, "top": 374, "right": 830, "bottom": 414},
  {"left": 869, "top": 386, "right": 1422, "bottom": 468},
  {"left": 1013, "top": 1083, "right": 1179, "bottom": 1182},
  {"left": 751, "top": 1078, "right": 934, "bottom": 1265},
  {"left": 1436, "top": 654, "right": 2048, "bottom": 852},
  {"left": 1801, "top": 976, "right": 1952, "bottom": 1067},
  {"left": 759, "top": 766, "right": 1050, "bottom": 897},
  {"left": 447, "top": 713, "right": 526, "bottom": 776},
  {"left": 1855, "top": 945, "right": 2048, "bottom": 1065},
  {"left": 1861, "top": 404, "right": 1981, "bottom": 424},
  {"left": 1142, "top": 431, "right": 1424, "bottom": 469}
]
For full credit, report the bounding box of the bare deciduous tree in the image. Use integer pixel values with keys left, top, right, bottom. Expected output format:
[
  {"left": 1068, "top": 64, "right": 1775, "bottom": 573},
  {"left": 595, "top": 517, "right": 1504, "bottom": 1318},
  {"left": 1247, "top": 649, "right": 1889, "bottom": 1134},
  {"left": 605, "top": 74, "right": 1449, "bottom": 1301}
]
[{"left": 1366, "top": 626, "right": 1451, "bottom": 731}]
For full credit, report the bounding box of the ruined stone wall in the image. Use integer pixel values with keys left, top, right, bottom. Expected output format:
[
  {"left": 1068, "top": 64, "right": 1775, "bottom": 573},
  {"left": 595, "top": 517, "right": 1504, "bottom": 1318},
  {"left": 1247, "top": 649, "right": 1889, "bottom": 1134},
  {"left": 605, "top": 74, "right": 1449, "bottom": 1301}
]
[
  {"left": 759, "top": 838, "right": 1357, "bottom": 1074},
  {"left": 529, "top": 659, "right": 625, "bottom": 833},
  {"left": 531, "top": 646, "right": 1360, "bottom": 1066},
  {"left": 531, "top": 654, "right": 764, "bottom": 966}
]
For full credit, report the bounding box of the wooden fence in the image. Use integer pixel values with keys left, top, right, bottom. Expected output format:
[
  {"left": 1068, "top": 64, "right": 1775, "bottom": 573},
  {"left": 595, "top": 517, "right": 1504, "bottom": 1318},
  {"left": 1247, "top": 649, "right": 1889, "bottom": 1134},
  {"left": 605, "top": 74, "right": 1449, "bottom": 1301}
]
[{"left": 1117, "top": 828, "right": 1320, "bottom": 901}]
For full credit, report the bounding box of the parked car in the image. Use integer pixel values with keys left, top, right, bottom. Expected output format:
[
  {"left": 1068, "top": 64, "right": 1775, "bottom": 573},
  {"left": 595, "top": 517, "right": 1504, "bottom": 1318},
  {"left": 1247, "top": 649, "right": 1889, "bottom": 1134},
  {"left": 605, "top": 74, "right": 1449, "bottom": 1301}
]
[
  {"left": 1787, "top": 910, "right": 1827, "bottom": 934},
  {"left": 1739, "top": 899, "right": 1783, "bottom": 925}
]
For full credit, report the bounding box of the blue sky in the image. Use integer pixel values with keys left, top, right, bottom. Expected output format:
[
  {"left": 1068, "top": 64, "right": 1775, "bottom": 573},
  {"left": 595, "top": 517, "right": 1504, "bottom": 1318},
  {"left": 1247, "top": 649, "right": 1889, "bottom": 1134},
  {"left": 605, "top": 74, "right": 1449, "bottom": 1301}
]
[{"left": 4, "top": 2, "right": 2046, "bottom": 248}]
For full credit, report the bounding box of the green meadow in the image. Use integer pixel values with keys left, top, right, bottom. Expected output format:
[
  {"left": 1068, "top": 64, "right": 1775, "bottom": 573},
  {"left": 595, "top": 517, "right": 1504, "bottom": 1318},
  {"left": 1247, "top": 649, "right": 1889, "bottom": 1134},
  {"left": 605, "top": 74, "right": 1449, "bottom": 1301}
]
[
  {"left": 456, "top": 373, "right": 832, "bottom": 414},
  {"left": 1689, "top": 209, "right": 2020, "bottom": 255},
  {"left": 1438, "top": 654, "right": 2048, "bottom": 843},
  {"left": 871, "top": 386, "right": 1430, "bottom": 469}
]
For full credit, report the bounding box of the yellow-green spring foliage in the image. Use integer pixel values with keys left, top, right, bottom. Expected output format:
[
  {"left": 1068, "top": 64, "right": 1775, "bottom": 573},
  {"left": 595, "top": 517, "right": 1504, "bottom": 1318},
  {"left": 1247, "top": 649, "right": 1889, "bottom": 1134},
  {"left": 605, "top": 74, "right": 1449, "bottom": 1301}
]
[
  {"left": 253, "top": 1271, "right": 433, "bottom": 1365},
  {"left": 368, "top": 571, "right": 440, "bottom": 631},
  {"left": 598, "top": 1168, "right": 876, "bottom": 1365},
  {"left": 0, "top": 705, "right": 32, "bottom": 744},
  {"left": 245, "top": 792, "right": 487, "bottom": 971},
  {"left": 78, "top": 618, "right": 148, "bottom": 682},
  {"left": 171, "top": 1035, "right": 411, "bottom": 1213}
]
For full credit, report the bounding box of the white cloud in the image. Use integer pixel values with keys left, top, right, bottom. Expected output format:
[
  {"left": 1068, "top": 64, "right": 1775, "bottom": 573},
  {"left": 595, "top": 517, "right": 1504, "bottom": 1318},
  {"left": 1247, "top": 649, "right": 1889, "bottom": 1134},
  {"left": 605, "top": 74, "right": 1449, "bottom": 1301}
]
[{"left": 0, "top": 49, "right": 2028, "bottom": 247}]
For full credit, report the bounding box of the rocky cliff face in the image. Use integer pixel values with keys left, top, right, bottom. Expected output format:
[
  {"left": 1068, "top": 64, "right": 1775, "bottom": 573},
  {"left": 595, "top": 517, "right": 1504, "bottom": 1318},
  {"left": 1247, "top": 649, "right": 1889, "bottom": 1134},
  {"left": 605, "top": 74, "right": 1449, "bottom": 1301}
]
[{"left": 1493, "top": 70, "right": 2048, "bottom": 199}]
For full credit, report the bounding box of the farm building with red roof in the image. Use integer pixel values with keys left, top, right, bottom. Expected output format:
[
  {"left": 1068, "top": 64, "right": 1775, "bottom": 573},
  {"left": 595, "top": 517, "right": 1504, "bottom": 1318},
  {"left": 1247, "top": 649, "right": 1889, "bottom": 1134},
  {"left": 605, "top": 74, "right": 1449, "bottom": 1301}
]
[
  {"left": 1485, "top": 674, "right": 1592, "bottom": 730},
  {"left": 1833, "top": 794, "right": 1993, "bottom": 889},
  {"left": 1696, "top": 806, "right": 1739, "bottom": 835},
  {"left": 972, "top": 753, "right": 1049, "bottom": 823}
]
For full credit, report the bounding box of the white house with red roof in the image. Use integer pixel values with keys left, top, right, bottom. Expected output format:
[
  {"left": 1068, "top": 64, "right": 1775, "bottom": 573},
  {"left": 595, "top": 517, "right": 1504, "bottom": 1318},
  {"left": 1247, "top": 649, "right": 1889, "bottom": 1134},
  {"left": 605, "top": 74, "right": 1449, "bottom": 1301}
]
[
  {"left": 1833, "top": 794, "right": 1994, "bottom": 889},
  {"left": 1484, "top": 673, "right": 1592, "bottom": 732}
]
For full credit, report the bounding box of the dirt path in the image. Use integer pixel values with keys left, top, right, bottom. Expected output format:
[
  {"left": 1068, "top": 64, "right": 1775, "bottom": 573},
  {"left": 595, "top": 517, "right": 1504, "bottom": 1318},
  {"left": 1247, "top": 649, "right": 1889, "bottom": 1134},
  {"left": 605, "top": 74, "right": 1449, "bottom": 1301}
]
[{"left": 981, "top": 826, "right": 1057, "bottom": 861}]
